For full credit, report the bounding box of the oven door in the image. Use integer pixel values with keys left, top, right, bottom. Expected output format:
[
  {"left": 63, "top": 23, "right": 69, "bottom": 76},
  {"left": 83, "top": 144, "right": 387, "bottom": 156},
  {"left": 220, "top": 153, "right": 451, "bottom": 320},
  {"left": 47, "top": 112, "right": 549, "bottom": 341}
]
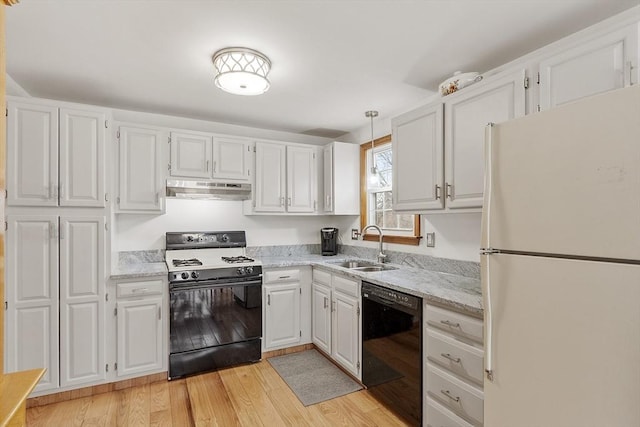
[{"left": 169, "top": 278, "right": 262, "bottom": 379}]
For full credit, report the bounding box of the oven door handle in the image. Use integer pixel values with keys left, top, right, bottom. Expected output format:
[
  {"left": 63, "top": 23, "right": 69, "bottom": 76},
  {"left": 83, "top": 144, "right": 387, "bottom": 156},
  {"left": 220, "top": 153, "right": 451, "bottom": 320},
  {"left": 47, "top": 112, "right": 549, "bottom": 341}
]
[{"left": 170, "top": 278, "right": 262, "bottom": 292}]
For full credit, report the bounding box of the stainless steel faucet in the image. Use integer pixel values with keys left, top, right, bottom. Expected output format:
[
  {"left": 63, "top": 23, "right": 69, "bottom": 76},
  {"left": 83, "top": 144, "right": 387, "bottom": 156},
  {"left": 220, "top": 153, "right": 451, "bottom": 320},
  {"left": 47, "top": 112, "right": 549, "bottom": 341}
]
[{"left": 361, "top": 224, "right": 387, "bottom": 264}]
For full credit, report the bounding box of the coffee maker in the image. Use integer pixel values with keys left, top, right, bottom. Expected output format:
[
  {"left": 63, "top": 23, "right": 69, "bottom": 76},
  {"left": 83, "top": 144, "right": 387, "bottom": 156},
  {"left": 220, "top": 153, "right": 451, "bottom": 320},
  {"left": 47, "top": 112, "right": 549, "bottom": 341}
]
[{"left": 320, "top": 228, "right": 338, "bottom": 256}]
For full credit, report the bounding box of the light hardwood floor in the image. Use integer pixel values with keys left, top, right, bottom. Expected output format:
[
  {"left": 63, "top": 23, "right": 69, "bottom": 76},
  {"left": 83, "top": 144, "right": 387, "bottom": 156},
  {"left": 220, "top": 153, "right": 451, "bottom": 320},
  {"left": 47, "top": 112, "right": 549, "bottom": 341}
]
[{"left": 26, "top": 359, "right": 411, "bottom": 426}]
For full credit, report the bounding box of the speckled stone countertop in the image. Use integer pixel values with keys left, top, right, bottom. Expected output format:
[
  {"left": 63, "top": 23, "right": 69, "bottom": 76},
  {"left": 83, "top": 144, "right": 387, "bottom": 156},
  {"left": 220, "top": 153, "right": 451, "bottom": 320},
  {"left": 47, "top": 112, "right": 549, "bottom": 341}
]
[
  {"left": 258, "top": 255, "right": 483, "bottom": 318},
  {"left": 110, "top": 250, "right": 167, "bottom": 280},
  {"left": 110, "top": 262, "right": 167, "bottom": 280},
  {"left": 110, "top": 250, "right": 482, "bottom": 317}
]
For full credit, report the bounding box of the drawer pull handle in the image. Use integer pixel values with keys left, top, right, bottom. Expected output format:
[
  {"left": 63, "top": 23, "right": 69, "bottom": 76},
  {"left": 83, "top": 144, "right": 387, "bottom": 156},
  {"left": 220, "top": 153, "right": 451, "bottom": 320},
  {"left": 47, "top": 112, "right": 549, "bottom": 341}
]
[
  {"left": 278, "top": 276, "right": 291, "bottom": 279},
  {"left": 131, "top": 288, "right": 149, "bottom": 293},
  {"left": 441, "top": 353, "right": 461, "bottom": 364},
  {"left": 440, "top": 320, "right": 460, "bottom": 328},
  {"left": 440, "top": 389, "right": 460, "bottom": 403}
]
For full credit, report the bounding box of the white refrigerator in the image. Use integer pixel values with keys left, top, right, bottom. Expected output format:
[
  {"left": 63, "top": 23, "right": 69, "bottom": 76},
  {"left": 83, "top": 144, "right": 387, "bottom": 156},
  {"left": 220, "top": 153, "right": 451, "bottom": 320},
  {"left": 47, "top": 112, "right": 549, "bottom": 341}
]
[{"left": 481, "top": 85, "right": 640, "bottom": 426}]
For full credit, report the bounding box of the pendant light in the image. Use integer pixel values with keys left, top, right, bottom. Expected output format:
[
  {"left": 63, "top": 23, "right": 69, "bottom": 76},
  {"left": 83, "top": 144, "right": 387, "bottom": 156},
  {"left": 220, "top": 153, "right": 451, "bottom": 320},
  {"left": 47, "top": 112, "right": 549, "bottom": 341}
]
[
  {"left": 365, "top": 110, "right": 379, "bottom": 186},
  {"left": 212, "top": 47, "right": 271, "bottom": 96}
]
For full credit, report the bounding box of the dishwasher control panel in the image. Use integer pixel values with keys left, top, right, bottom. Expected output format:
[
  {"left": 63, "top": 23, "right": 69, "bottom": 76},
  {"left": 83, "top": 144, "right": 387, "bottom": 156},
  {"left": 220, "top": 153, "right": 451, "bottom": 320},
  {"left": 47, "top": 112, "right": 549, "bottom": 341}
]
[{"left": 362, "top": 282, "right": 420, "bottom": 311}]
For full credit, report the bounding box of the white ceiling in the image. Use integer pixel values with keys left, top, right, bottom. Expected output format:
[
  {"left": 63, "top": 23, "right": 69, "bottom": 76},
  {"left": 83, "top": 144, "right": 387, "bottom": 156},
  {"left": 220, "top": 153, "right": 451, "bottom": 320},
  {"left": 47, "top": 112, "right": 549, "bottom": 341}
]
[{"left": 6, "top": 0, "right": 638, "bottom": 137}]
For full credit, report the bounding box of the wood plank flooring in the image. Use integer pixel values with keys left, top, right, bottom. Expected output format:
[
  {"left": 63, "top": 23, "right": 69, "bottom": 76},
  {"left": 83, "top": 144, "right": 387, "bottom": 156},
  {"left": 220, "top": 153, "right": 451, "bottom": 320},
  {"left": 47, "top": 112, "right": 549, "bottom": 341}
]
[{"left": 26, "top": 359, "right": 411, "bottom": 426}]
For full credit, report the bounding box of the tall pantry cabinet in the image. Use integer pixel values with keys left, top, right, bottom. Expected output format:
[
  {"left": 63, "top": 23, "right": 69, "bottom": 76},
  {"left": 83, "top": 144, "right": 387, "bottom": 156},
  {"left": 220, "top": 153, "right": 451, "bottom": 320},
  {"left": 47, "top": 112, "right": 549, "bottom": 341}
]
[{"left": 4, "top": 98, "right": 110, "bottom": 393}]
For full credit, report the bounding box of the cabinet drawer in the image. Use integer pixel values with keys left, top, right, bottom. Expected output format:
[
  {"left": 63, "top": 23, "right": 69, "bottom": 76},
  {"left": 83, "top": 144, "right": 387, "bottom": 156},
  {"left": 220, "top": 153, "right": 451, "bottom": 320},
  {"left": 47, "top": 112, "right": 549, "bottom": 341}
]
[
  {"left": 332, "top": 274, "right": 359, "bottom": 297},
  {"left": 117, "top": 279, "right": 164, "bottom": 298},
  {"left": 426, "top": 304, "right": 483, "bottom": 344},
  {"left": 426, "top": 397, "right": 474, "bottom": 427},
  {"left": 264, "top": 269, "right": 300, "bottom": 284},
  {"left": 312, "top": 268, "right": 332, "bottom": 286},
  {"left": 426, "top": 364, "right": 483, "bottom": 426},
  {"left": 426, "top": 328, "right": 484, "bottom": 387}
]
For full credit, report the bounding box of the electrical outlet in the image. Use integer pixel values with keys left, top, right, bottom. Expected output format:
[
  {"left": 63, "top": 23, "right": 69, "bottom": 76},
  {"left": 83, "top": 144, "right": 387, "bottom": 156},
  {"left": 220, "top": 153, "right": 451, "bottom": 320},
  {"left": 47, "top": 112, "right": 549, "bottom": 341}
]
[
  {"left": 426, "top": 232, "right": 436, "bottom": 247},
  {"left": 351, "top": 229, "right": 359, "bottom": 240}
]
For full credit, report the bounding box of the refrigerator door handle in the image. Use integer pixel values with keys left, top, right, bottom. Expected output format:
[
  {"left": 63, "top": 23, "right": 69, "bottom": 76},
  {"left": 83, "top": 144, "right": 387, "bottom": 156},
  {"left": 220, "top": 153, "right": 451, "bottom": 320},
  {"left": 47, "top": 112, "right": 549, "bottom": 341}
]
[{"left": 482, "top": 122, "right": 496, "bottom": 382}]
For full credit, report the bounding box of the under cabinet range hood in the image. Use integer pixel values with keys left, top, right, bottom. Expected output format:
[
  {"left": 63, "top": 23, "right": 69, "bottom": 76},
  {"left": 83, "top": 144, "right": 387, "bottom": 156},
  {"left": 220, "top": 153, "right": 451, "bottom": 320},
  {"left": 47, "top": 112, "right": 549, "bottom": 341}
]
[{"left": 166, "top": 179, "right": 251, "bottom": 200}]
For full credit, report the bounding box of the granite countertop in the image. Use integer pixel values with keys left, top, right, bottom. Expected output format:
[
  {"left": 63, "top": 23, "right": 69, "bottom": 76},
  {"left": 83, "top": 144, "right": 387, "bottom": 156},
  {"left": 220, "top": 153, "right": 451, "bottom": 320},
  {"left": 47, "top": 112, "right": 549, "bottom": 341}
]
[
  {"left": 258, "top": 255, "right": 483, "bottom": 318},
  {"left": 110, "top": 251, "right": 482, "bottom": 317},
  {"left": 110, "top": 262, "right": 167, "bottom": 280}
]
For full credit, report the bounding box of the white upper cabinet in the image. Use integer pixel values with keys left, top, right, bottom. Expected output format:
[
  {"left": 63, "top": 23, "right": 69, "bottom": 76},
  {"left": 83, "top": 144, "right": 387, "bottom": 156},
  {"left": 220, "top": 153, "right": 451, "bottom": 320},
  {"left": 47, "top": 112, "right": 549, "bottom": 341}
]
[
  {"left": 322, "top": 142, "right": 359, "bottom": 215},
  {"left": 7, "top": 100, "right": 107, "bottom": 207},
  {"left": 169, "top": 131, "right": 212, "bottom": 178},
  {"left": 392, "top": 103, "right": 444, "bottom": 211},
  {"left": 118, "top": 125, "right": 166, "bottom": 213},
  {"left": 538, "top": 24, "right": 638, "bottom": 111},
  {"left": 286, "top": 145, "right": 316, "bottom": 213},
  {"left": 169, "top": 131, "right": 252, "bottom": 182},
  {"left": 444, "top": 69, "right": 526, "bottom": 209},
  {"left": 254, "top": 141, "right": 317, "bottom": 213},
  {"left": 212, "top": 136, "right": 252, "bottom": 181},
  {"left": 255, "top": 141, "right": 287, "bottom": 212}
]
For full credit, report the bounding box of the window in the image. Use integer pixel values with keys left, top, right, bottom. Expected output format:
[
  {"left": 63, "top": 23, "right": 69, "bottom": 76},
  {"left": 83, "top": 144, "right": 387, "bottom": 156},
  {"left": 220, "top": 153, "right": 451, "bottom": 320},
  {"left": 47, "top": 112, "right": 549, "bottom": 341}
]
[{"left": 360, "top": 135, "right": 421, "bottom": 245}]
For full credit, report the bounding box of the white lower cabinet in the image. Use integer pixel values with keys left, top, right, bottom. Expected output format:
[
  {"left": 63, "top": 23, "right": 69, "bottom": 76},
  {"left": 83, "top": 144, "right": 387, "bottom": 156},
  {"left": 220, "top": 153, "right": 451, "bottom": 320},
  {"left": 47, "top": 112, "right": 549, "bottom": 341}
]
[
  {"left": 5, "top": 214, "right": 106, "bottom": 394},
  {"left": 311, "top": 268, "right": 361, "bottom": 379},
  {"left": 262, "top": 267, "right": 311, "bottom": 351},
  {"left": 424, "top": 303, "right": 484, "bottom": 427},
  {"left": 114, "top": 279, "right": 165, "bottom": 378}
]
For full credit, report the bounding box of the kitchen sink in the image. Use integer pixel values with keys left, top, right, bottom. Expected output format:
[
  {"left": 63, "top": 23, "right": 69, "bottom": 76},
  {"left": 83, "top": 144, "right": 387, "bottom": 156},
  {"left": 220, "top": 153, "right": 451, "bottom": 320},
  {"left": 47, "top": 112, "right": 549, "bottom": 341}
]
[
  {"left": 352, "top": 266, "right": 397, "bottom": 272},
  {"left": 328, "top": 260, "right": 398, "bottom": 272}
]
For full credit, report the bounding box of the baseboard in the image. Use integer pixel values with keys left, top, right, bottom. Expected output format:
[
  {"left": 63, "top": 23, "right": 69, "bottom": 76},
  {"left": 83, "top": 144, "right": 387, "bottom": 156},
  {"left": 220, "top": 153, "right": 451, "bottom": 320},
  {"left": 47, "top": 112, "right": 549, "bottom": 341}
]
[
  {"left": 262, "top": 343, "right": 314, "bottom": 359},
  {"left": 26, "top": 372, "right": 167, "bottom": 408}
]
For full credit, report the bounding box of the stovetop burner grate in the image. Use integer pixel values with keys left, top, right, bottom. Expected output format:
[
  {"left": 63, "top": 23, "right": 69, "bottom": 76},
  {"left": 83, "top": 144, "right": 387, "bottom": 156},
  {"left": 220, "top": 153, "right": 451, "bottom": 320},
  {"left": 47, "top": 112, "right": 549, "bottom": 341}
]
[
  {"left": 221, "top": 256, "right": 255, "bottom": 264},
  {"left": 172, "top": 258, "right": 203, "bottom": 267}
]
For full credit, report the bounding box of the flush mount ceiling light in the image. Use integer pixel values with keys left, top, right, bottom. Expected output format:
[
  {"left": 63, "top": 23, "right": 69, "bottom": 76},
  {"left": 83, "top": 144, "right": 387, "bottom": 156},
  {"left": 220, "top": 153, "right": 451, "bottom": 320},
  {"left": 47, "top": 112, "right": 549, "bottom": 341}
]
[{"left": 212, "top": 47, "right": 271, "bottom": 96}]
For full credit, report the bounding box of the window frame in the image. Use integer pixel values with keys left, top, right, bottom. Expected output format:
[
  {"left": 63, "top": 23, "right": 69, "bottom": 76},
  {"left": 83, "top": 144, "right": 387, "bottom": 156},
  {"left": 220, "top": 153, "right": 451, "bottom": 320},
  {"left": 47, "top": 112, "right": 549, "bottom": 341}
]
[{"left": 360, "top": 134, "right": 421, "bottom": 246}]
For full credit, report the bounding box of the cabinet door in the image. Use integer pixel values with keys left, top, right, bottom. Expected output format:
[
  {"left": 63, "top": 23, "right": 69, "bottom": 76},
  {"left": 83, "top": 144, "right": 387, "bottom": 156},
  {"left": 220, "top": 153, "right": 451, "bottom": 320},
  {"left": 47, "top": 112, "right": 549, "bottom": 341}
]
[
  {"left": 213, "top": 136, "right": 252, "bottom": 181},
  {"left": 254, "top": 142, "right": 286, "bottom": 212},
  {"left": 311, "top": 282, "right": 331, "bottom": 354},
  {"left": 170, "top": 131, "right": 212, "bottom": 178},
  {"left": 444, "top": 69, "right": 526, "bottom": 209},
  {"left": 116, "top": 297, "right": 163, "bottom": 377},
  {"left": 118, "top": 126, "right": 166, "bottom": 212},
  {"left": 332, "top": 290, "right": 360, "bottom": 378},
  {"left": 264, "top": 283, "right": 301, "bottom": 349},
  {"left": 323, "top": 145, "right": 333, "bottom": 212},
  {"left": 286, "top": 145, "right": 316, "bottom": 213},
  {"left": 392, "top": 102, "right": 444, "bottom": 211},
  {"left": 5, "top": 215, "right": 59, "bottom": 392},
  {"left": 59, "top": 216, "right": 105, "bottom": 387},
  {"left": 539, "top": 25, "right": 637, "bottom": 111},
  {"left": 7, "top": 101, "right": 58, "bottom": 207},
  {"left": 59, "top": 108, "right": 106, "bottom": 207}
]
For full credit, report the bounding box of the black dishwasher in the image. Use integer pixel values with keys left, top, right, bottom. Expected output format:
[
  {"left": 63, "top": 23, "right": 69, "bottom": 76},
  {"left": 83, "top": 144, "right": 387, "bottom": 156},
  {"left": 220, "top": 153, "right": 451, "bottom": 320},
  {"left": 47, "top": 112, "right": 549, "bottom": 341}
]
[{"left": 362, "top": 281, "right": 422, "bottom": 426}]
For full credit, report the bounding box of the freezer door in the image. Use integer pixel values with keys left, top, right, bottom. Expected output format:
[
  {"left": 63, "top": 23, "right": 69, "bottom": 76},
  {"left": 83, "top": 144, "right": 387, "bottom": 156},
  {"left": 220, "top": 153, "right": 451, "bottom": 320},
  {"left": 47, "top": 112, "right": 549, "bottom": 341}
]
[
  {"left": 482, "top": 253, "right": 640, "bottom": 427},
  {"left": 482, "top": 86, "right": 640, "bottom": 260}
]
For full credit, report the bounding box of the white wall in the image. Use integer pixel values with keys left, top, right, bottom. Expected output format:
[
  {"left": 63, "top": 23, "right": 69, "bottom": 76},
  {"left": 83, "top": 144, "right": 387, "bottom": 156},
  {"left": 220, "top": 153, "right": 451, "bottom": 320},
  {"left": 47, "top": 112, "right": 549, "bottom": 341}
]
[
  {"left": 115, "top": 197, "right": 355, "bottom": 252},
  {"left": 338, "top": 213, "right": 481, "bottom": 262}
]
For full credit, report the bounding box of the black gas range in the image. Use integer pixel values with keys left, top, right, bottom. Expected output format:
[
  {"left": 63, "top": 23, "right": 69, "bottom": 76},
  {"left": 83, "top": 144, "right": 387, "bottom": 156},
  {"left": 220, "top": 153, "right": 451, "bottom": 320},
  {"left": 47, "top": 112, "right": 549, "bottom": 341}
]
[{"left": 166, "top": 231, "right": 262, "bottom": 379}]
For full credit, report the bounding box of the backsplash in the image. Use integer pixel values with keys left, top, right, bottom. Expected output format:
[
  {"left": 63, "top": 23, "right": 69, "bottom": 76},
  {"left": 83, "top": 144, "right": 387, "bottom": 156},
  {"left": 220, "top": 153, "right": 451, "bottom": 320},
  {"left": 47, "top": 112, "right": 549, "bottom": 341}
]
[
  {"left": 246, "top": 244, "right": 480, "bottom": 279},
  {"left": 118, "top": 250, "right": 165, "bottom": 265},
  {"left": 116, "top": 245, "right": 479, "bottom": 279}
]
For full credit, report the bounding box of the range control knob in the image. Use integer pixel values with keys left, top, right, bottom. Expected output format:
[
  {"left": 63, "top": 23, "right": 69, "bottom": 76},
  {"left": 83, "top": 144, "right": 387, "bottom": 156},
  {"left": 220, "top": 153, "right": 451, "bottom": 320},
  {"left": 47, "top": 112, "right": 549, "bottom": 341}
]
[
  {"left": 237, "top": 267, "right": 245, "bottom": 275},
  {"left": 191, "top": 271, "right": 199, "bottom": 279},
  {"left": 245, "top": 266, "right": 253, "bottom": 275},
  {"left": 181, "top": 272, "right": 189, "bottom": 280},
  {"left": 221, "top": 234, "right": 230, "bottom": 242}
]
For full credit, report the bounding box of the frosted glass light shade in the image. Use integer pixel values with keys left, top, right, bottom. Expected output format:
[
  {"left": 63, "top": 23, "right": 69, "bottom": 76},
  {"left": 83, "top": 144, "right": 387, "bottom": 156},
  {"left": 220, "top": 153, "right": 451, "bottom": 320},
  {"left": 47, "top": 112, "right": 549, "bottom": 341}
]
[{"left": 212, "top": 47, "right": 271, "bottom": 96}]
